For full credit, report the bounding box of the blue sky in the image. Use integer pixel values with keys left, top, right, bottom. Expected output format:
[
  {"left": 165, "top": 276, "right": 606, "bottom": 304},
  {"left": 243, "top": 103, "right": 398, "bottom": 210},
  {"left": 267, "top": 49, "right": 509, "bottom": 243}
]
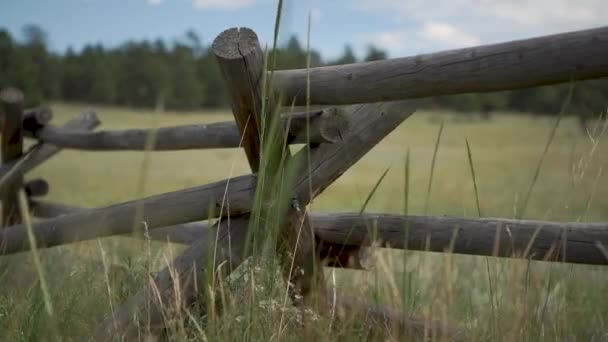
[{"left": 1, "top": 0, "right": 606, "bottom": 60}]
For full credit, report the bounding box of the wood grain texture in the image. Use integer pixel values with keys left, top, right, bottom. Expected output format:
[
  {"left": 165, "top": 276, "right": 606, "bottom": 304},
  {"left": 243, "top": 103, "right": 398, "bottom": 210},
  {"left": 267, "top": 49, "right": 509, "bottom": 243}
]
[
  {"left": 135, "top": 213, "right": 608, "bottom": 265},
  {"left": 215, "top": 27, "right": 328, "bottom": 309},
  {"left": 0, "top": 106, "right": 53, "bottom": 137},
  {"left": 29, "top": 203, "right": 608, "bottom": 266},
  {"left": 285, "top": 107, "right": 349, "bottom": 146},
  {"left": 214, "top": 27, "right": 266, "bottom": 171},
  {"left": 285, "top": 100, "right": 418, "bottom": 280},
  {"left": 0, "top": 110, "right": 100, "bottom": 196},
  {"left": 0, "top": 174, "right": 257, "bottom": 255},
  {"left": 0, "top": 87, "right": 25, "bottom": 226},
  {"left": 32, "top": 108, "right": 349, "bottom": 151},
  {"left": 291, "top": 100, "right": 418, "bottom": 203},
  {"left": 90, "top": 99, "right": 420, "bottom": 340},
  {"left": 0, "top": 100, "right": 414, "bottom": 256},
  {"left": 28, "top": 199, "right": 82, "bottom": 218},
  {"left": 313, "top": 213, "right": 608, "bottom": 265},
  {"left": 272, "top": 26, "right": 608, "bottom": 105},
  {"left": 23, "top": 178, "right": 49, "bottom": 197}
]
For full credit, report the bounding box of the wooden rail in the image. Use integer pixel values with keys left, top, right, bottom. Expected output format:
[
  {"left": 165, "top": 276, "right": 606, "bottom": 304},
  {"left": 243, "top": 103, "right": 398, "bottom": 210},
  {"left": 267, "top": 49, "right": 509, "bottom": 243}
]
[
  {"left": 26, "top": 201, "right": 608, "bottom": 266},
  {"left": 0, "top": 106, "right": 53, "bottom": 135},
  {"left": 214, "top": 27, "right": 267, "bottom": 171},
  {"left": 32, "top": 108, "right": 349, "bottom": 151},
  {"left": 0, "top": 101, "right": 417, "bottom": 256},
  {"left": 273, "top": 26, "right": 608, "bottom": 105},
  {"left": 23, "top": 179, "right": 49, "bottom": 198},
  {"left": 29, "top": 199, "right": 83, "bottom": 218},
  {"left": 0, "top": 88, "right": 25, "bottom": 225},
  {"left": 0, "top": 174, "right": 256, "bottom": 255},
  {"left": 215, "top": 26, "right": 330, "bottom": 308},
  {"left": 93, "top": 98, "right": 419, "bottom": 340},
  {"left": 0, "top": 111, "right": 100, "bottom": 196}
]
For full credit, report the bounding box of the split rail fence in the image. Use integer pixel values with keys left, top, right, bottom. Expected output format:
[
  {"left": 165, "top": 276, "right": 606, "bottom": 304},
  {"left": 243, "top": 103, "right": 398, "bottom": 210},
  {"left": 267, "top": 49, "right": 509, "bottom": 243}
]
[{"left": 1, "top": 25, "right": 608, "bottom": 340}]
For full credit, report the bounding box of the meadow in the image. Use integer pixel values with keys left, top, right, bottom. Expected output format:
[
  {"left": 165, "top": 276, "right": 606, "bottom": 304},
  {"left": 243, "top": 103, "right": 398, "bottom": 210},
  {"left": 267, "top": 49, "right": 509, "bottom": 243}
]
[{"left": 1, "top": 102, "right": 607, "bottom": 341}]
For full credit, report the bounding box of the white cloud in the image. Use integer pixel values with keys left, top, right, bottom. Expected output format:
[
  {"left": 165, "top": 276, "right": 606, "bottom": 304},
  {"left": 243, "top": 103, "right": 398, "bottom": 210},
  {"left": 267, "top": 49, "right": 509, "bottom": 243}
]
[
  {"left": 147, "top": 0, "right": 163, "bottom": 5},
  {"left": 311, "top": 8, "right": 323, "bottom": 22},
  {"left": 474, "top": 0, "right": 605, "bottom": 28},
  {"left": 354, "top": 0, "right": 608, "bottom": 41},
  {"left": 418, "top": 21, "right": 480, "bottom": 48},
  {"left": 354, "top": 0, "right": 468, "bottom": 22},
  {"left": 364, "top": 22, "right": 480, "bottom": 57},
  {"left": 193, "top": 0, "right": 254, "bottom": 10},
  {"left": 376, "top": 31, "right": 406, "bottom": 51}
]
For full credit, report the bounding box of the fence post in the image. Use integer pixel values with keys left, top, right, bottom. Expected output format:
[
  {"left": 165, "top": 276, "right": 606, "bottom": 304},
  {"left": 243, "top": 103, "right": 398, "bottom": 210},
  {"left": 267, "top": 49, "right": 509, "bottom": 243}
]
[
  {"left": 213, "top": 27, "right": 327, "bottom": 307},
  {"left": 0, "top": 87, "right": 25, "bottom": 227}
]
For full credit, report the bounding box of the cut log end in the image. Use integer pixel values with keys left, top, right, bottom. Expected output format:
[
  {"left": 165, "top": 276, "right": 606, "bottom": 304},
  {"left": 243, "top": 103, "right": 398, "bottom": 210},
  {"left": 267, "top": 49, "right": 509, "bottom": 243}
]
[
  {"left": 24, "top": 178, "right": 49, "bottom": 197},
  {"left": 79, "top": 109, "right": 101, "bottom": 127},
  {"left": 32, "top": 107, "right": 53, "bottom": 125},
  {"left": 20, "top": 107, "right": 54, "bottom": 133},
  {"left": 0, "top": 87, "right": 24, "bottom": 104},
  {"left": 286, "top": 107, "right": 353, "bottom": 145},
  {"left": 318, "top": 107, "right": 350, "bottom": 143},
  {"left": 212, "top": 27, "right": 259, "bottom": 59}
]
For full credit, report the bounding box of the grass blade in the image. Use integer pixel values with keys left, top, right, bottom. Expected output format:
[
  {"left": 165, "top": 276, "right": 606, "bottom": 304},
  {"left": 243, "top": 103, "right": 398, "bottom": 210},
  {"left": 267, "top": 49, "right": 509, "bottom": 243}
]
[
  {"left": 464, "top": 138, "right": 497, "bottom": 337},
  {"left": 465, "top": 138, "right": 482, "bottom": 217},
  {"left": 424, "top": 121, "right": 444, "bottom": 214},
  {"left": 517, "top": 82, "right": 574, "bottom": 219},
  {"left": 401, "top": 149, "right": 413, "bottom": 313},
  {"left": 17, "top": 190, "right": 53, "bottom": 316},
  {"left": 359, "top": 166, "right": 391, "bottom": 215}
]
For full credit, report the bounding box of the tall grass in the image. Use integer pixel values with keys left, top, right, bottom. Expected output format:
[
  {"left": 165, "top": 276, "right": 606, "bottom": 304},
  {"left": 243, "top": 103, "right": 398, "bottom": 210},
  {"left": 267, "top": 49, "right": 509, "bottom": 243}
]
[{"left": 1, "top": 108, "right": 607, "bottom": 341}]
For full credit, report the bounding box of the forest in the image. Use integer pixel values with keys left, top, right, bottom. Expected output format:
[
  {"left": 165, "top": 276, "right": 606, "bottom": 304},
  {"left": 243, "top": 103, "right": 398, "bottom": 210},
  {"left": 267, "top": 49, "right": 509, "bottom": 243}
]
[{"left": 1, "top": 24, "right": 607, "bottom": 118}]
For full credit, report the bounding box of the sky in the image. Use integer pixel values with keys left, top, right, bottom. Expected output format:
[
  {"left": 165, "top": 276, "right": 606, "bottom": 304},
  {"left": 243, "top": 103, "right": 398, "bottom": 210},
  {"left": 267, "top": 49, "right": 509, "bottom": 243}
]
[{"left": 1, "top": 0, "right": 607, "bottom": 60}]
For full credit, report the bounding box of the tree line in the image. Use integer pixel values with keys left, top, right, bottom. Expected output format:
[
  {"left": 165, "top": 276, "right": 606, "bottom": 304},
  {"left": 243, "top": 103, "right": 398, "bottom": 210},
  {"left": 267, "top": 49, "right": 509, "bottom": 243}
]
[{"left": 1, "top": 25, "right": 606, "bottom": 118}]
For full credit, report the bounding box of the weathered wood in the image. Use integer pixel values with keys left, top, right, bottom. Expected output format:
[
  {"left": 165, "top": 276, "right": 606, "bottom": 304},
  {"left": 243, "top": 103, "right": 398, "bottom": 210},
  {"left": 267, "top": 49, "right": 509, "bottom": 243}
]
[
  {"left": 1, "top": 87, "right": 25, "bottom": 226},
  {"left": 273, "top": 26, "right": 608, "bottom": 106},
  {"left": 313, "top": 213, "right": 608, "bottom": 265},
  {"left": 138, "top": 213, "right": 608, "bottom": 265},
  {"left": 0, "top": 100, "right": 417, "bottom": 256},
  {"left": 213, "top": 27, "right": 265, "bottom": 171},
  {"left": 0, "top": 106, "right": 53, "bottom": 137},
  {"left": 214, "top": 27, "right": 328, "bottom": 309},
  {"left": 138, "top": 99, "right": 418, "bottom": 270},
  {"left": 29, "top": 199, "right": 82, "bottom": 218},
  {"left": 189, "top": 213, "right": 608, "bottom": 265},
  {"left": 0, "top": 111, "right": 100, "bottom": 196},
  {"left": 291, "top": 101, "right": 418, "bottom": 203},
  {"left": 30, "top": 201, "right": 607, "bottom": 266},
  {"left": 92, "top": 100, "right": 419, "bottom": 340},
  {"left": 285, "top": 107, "right": 349, "bottom": 145},
  {"left": 0, "top": 174, "right": 257, "bottom": 255},
  {"left": 32, "top": 109, "right": 349, "bottom": 151},
  {"left": 23, "top": 106, "right": 53, "bottom": 124},
  {"left": 29, "top": 201, "right": 360, "bottom": 269},
  {"left": 24, "top": 178, "right": 49, "bottom": 197}
]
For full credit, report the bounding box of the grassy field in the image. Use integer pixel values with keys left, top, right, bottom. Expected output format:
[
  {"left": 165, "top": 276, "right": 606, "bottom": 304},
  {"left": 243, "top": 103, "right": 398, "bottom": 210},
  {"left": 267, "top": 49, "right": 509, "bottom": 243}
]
[{"left": 1, "top": 102, "right": 607, "bottom": 341}]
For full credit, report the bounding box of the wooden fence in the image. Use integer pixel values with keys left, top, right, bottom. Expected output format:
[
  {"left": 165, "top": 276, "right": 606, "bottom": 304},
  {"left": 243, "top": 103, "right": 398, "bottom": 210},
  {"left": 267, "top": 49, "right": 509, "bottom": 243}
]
[{"left": 1, "top": 25, "right": 607, "bottom": 340}]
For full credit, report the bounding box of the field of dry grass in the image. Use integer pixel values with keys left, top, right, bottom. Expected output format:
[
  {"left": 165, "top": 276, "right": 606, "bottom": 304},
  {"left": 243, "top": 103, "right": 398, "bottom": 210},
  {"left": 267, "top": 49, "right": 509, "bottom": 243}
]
[{"left": 1, "top": 102, "right": 607, "bottom": 340}]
